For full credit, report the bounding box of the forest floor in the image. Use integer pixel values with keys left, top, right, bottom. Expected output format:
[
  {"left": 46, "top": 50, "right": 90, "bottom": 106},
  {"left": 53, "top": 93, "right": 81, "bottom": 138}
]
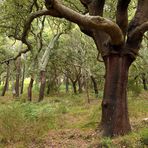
[{"left": 0, "top": 91, "right": 147, "bottom": 148}]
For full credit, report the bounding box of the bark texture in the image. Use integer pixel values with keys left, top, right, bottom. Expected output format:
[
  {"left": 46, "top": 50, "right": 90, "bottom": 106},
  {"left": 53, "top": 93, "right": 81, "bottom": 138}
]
[{"left": 101, "top": 55, "right": 132, "bottom": 136}]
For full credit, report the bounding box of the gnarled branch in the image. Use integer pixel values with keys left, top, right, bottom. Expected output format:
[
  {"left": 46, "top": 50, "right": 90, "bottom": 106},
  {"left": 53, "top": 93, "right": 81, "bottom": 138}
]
[
  {"left": 116, "top": 0, "right": 131, "bottom": 37},
  {"left": 21, "top": 9, "right": 61, "bottom": 50},
  {"left": 44, "top": 0, "right": 123, "bottom": 45},
  {"left": 129, "top": 21, "right": 148, "bottom": 39}
]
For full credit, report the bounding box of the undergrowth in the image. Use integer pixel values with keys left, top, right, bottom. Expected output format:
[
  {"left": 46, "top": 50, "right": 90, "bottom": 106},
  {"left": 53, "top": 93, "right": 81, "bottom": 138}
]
[{"left": 0, "top": 92, "right": 147, "bottom": 147}]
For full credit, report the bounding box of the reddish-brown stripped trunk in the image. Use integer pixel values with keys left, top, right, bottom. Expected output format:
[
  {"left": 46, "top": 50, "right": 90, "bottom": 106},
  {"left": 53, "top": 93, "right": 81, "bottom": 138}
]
[{"left": 101, "top": 55, "right": 132, "bottom": 136}]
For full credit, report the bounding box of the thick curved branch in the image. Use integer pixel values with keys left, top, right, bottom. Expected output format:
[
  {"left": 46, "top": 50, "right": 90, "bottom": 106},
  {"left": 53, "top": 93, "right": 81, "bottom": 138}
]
[
  {"left": 126, "top": 0, "right": 148, "bottom": 56},
  {"left": 129, "top": 21, "right": 148, "bottom": 39},
  {"left": 116, "top": 0, "right": 131, "bottom": 37},
  {"left": 21, "top": 0, "right": 123, "bottom": 46},
  {"left": 128, "top": 0, "right": 148, "bottom": 35},
  {"left": 21, "top": 9, "right": 61, "bottom": 50},
  {"left": 45, "top": 0, "right": 123, "bottom": 45},
  {"left": 79, "top": 0, "right": 105, "bottom": 38}
]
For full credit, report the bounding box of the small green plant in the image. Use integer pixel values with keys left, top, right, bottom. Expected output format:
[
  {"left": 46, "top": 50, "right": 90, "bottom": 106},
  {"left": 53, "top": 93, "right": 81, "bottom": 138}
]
[
  {"left": 100, "top": 137, "right": 114, "bottom": 148},
  {"left": 58, "top": 103, "right": 68, "bottom": 114},
  {"left": 128, "top": 79, "right": 142, "bottom": 97},
  {"left": 140, "top": 128, "right": 148, "bottom": 146}
]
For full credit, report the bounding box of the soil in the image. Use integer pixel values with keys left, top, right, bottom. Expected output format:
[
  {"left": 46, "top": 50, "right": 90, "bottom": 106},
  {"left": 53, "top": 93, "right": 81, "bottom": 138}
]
[{"left": 43, "top": 129, "right": 99, "bottom": 148}]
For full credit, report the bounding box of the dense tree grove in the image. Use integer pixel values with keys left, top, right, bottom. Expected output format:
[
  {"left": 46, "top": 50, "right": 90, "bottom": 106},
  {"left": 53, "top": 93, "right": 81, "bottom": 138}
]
[{"left": 0, "top": 0, "right": 148, "bottom": 140}]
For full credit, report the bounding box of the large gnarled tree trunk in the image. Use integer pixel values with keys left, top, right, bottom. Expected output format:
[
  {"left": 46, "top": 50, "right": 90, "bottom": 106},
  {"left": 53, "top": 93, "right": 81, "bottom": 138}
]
[
  {"left": 22, "top": 0, "right": 148, "bottom": 137},
  {"left": 101, "top": 55, "right": 132, "bottom": 136}
]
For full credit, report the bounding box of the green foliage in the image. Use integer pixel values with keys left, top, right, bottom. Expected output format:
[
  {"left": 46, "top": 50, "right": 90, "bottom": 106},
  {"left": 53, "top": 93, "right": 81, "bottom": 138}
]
[
  {"left": 57, "top": 102, "right": 68, "bottom": 114},
  {"left": 128, "top": 79, "right": 142, "bottom": 97},
  {"left": 0, "top": 101, "right": 60, "bottom": 146},
  {"left": 0, "top": 93, "right": 147, "bottom": 147},
  {"left": 100, "top": 137, "right": 114, "bottom": 148},
  {"left": 140, "top": 128, "right": 148, "bottom": 145},
  {"left": 119, "top": 133, "right": 140, "bottom": 148},
  {"left": 128, "top": 98, "right": 148, "bottom": 119}
]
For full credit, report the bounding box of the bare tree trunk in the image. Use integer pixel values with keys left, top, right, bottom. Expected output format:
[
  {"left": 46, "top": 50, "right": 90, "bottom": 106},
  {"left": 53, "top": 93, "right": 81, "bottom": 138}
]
[
  {"left": 78, "top": 77, "right": 83, "bottom": 93},
  {"left": 47, "top": 80, "right": 50, "bottom": 95},
  {"left": 12, "top": 80, "right": 16, "bottom": 98},
  {"left": 65, "top": 76, "right": 69, "bottom": 93},
  {"left": 141, "top": 73, "right": 147, "bottom": 90},
  {"left": 20, "top": 64, "right": 25, "bottom": 94},
  {"left": 90, "top": 75, "right": 99, "bottom": 98},
  {"left": 72, "top": 81, "right": 77, "bottom": 94},
  {"left": 15, "top": 58, "right": 21, "bottom": 98},
  {"left": 85, "top": 77, "right": 90, "bottom": 104},
  {"left": 101, "top": 55, "right": 131, "bottom": 136},
  {"left": 38, "top": 71, "right": 46, "bottom": 102},
  {"left": 1, "top": 63, "right": 10, "bottom": 96},
  {"left": 28, "top": 76, "right": 34, "bottom": 101}
]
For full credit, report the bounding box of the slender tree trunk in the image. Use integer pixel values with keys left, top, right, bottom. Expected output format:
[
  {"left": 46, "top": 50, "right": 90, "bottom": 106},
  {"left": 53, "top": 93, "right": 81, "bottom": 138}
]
[
  {"left": 141, "top": 73, "right": 147, "bottom": 90},
  {"left": 78, "top": 77, "right": 83, "bottom": 93},
  {"left": 15, "top": 58, "right": 21, "bottom": 98},
  {"left": 65, "top": 76, "right": 69, "bottom": 93},
  {"left": 72, "top": 81, "right": 77, "bottom": 94},
  {"left": 47, "top": 80, "right": 50, "bottom": 95},
  {"left": 20, "top": 64, "right": 25, "bottom": 94},
  {"left": 28, "top": 76, "right": 34, "bottom": 101},
  {"left": 1, "top": 63, "right": 10, "bottom": 96},
  {"left": 101, "top": 55, "right": 132, "bottom": 136},
  {"left": 90, "top": 75, "right": 99, "bottom": 98},
  {"left": 12, "top": 80, "right": 16, "bottom": 98},
  {"left": 38, "top": 71, "right": 46, "bottom": 102},
  {"left": 85, "top": 75, "right": 90, "bottom": 104}
]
